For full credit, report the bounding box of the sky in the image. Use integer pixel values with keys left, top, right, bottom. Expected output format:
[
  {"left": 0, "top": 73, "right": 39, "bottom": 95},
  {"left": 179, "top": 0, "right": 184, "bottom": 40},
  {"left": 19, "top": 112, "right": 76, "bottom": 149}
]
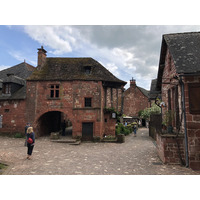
[{"left": 1, "top": 25, "right": 200, "bottom": 90}]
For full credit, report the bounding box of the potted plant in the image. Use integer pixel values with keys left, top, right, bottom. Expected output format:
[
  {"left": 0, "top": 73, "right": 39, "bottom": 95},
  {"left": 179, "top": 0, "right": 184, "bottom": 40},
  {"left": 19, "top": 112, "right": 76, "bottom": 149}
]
[{"left": 162, "top": 110, "right": 175, "bottom": 133}]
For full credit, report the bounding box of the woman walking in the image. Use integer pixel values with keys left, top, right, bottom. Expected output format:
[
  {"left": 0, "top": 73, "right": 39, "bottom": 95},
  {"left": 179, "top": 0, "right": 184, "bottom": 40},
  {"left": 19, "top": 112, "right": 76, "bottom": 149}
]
[{"left": 26, "top": 127, "right": 35, "bottom": 160}]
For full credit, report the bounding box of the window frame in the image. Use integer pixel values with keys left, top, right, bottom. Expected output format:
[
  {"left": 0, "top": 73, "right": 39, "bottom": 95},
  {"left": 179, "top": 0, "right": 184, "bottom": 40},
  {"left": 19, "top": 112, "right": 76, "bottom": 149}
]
[
  {"left": 49, "top": 84, "right": 60, "bottom": 99},
  {"left": 188, "top": 83, "right": 200, "bottom": 114},
  {"left": 85, "top": 97, "right": 92, "bottom": 107},
  {"left": 3, "top": 83, "right": 11, "bottom": 94}
]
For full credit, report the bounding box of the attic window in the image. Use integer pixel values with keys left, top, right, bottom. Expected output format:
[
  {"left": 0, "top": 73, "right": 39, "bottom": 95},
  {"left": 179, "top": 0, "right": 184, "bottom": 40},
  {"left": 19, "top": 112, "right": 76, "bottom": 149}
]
[
  {"left": 50, "top": 84, "right": 60, "bottom": 98},
  {"left": 85, "top": 66, "right": 92, "bottom": 75},
  {"left": 3, "top": 83, "right": 11, "bottom": 94}
]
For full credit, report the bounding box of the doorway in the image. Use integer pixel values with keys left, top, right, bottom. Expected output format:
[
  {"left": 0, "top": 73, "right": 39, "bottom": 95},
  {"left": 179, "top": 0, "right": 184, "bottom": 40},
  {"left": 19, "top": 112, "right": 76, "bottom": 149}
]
[
  {"left": 36, "top": 111, "right": 72, "bottom": 137},
  {"left": 82, "top": 122, "right": 93, "bottom": 141}
]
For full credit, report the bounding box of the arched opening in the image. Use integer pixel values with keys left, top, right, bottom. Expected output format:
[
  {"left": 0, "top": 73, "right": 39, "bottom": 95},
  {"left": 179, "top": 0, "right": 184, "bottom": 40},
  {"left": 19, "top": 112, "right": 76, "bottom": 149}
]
[{"left": 36, "top": 111, "right": 72, "bottom": 137}]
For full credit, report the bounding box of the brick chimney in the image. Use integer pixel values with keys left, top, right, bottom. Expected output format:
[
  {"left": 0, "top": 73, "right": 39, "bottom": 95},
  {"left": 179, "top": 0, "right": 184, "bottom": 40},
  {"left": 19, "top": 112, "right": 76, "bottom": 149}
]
[
  {"left": 130, "top": 77, "right": 136, "bottom": 88},
  {"left": 37, "top": 46, "right": 47, "bottom": 70}
]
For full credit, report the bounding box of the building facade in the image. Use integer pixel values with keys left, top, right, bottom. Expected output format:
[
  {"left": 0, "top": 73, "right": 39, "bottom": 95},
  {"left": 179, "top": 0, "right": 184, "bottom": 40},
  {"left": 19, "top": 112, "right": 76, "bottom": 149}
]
[
  {"left": 0, "top": 47, "right": 126, "bottom": 140},
  {"left": 123, "top": 78, "right": 149, "bottom": 125},
  {"left": 156, "top": 32, "right": 200, "bottom": 170}
]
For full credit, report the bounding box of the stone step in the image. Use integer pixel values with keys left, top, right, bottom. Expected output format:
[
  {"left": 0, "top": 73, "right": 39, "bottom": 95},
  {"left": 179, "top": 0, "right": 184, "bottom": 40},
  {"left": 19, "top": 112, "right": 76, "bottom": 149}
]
[{"left": 51, "top": 139, "right": 78, "bottom": 144}]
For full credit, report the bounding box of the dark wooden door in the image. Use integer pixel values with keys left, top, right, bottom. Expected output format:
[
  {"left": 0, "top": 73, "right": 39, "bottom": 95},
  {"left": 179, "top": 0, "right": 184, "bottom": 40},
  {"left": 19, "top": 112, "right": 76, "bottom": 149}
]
[{"left": 82, "top": 122, "right": 93, "bottom": 141}]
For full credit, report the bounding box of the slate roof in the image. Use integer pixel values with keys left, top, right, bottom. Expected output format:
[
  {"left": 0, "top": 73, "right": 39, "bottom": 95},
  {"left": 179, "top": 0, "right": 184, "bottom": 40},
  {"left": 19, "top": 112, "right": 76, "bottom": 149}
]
[
  {"left": 0, "top": 62, "right": 35, "bottom": 100},
  {"left": 157, "top": 31, "right": 200, "bottom": 90},
  {"left": 3, "top": 75, "right": 26, "bottom": 85},
  {"left": 0, "top": 62, "right": 35, "bottom": 80},
  {"left": 28, "top": 57, "right": 126, "bottom": 86},
  {"left": 125, "top": 85, "right": 149, "bottom": 98},
  {"left": 163, "top": 32, "right": 200, "bottom": 74},
  {"left": 149, "top": 79, "right": 160, "bottom": 100}
]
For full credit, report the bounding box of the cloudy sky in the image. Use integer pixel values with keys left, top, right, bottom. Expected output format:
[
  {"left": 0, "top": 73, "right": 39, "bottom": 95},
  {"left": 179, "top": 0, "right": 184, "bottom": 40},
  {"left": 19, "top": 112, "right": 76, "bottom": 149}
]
[{"left": 1, "top": 25, "right": 200, "bottom": 90}]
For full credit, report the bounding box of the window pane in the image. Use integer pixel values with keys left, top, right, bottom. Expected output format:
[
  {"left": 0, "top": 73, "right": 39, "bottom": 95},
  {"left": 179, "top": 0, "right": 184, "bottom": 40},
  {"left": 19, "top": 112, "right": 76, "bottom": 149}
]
[
  {"left": 56, "top": 90, "right": 59, "bottom": 98},
  {"left": 85, "top": 98, "right": 92, "bottom": 107},
  {"left": 189, "top": 83, "right": 200, "bottom": 114},
  {"left": 50, "top": 90, "right": 54, "bottom": 98}
]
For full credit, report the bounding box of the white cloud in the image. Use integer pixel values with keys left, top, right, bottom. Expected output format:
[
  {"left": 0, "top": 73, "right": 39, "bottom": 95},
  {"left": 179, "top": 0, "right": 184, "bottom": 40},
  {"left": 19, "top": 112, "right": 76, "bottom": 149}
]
[
  {"left": 21, "top": 25, "right": 200, "bottom": 90},
  {"left": 24, "top": 26, "right": 80, "bottom": 54},
  {"left": 105, "top": 63, "right": 120, "bottom": 77},
  {"left": 8, "top": 50, "right": 37, "bottom": 66},
  {"left": 0, "top": 65, "right": 10, "bottom": 71}
]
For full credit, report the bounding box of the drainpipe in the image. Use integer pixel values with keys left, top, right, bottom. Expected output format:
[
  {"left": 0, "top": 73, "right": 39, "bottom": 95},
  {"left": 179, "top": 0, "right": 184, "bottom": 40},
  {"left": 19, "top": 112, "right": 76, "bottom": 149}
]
[{"left": 180, "top": 76, "right": 189, "bottom": 167}]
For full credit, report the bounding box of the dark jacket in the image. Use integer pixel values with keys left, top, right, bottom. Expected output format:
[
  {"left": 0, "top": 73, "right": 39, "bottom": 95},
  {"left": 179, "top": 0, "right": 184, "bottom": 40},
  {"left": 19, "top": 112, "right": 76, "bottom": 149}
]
[{"left": 27, "top": 132, "right": 35, "bottom": 145}]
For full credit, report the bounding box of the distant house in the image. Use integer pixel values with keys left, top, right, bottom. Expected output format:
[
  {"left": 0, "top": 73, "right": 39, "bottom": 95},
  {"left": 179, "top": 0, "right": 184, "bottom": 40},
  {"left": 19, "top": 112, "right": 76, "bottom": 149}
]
[
  {"left": 0, "top": 62, "right": 35, "bottom": 132},
  {"left": 123, "top": 78, "right": 150, "bottom": 126},
  {"left": 0, "top": 47, "right": 126, "bottom": 140},
  {"left": 156, "top": 32, "right": 200, "bottom": 170}
]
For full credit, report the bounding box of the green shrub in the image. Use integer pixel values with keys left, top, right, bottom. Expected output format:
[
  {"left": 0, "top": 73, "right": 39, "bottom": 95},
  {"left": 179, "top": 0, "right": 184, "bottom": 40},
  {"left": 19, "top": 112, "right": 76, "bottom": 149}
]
[
  {"left": 14, "top": 133, "right": 24, "bottom": 138},
  {"left": 115, "top": 123, "right": 131, "bottom": 136}
]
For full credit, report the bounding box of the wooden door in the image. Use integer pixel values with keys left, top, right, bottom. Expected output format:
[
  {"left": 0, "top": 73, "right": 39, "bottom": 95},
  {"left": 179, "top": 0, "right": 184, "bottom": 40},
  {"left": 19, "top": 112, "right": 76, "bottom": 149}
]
[{"left": 82, "top": 122, "right": 93, "bottom": 141}]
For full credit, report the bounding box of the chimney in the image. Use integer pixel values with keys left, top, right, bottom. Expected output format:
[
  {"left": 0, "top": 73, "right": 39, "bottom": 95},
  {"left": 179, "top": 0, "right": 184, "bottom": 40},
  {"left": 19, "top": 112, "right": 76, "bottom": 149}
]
[
  {"left": 37, "top": 46, "right": 47, "bottom": 70},
  {"left": 130, "top": 77, "right": 136, "bottom": 88}
]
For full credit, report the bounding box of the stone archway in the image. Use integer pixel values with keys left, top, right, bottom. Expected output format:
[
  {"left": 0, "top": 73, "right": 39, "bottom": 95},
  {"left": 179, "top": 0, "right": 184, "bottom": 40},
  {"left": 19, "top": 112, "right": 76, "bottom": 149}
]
[{"left": 36, "top": 111, "right": 72, "bottom": 137}]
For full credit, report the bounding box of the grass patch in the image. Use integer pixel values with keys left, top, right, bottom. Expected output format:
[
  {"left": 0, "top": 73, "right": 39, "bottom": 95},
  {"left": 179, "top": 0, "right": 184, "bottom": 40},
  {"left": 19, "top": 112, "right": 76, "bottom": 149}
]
[{"left": 0, "top": 163, "right": 8, "bottom": 174}]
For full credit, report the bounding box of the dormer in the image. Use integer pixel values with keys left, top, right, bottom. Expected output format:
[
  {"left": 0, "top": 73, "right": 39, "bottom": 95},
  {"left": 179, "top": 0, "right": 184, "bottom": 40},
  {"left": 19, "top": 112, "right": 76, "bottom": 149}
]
[{"left": 2, "top": 74, "right": 25, "bottom": 96}]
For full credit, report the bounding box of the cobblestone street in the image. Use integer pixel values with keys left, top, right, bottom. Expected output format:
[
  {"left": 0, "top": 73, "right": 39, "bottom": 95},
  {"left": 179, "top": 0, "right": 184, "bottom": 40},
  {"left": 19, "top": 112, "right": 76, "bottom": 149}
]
[{"left": 0, "top": 128, "right": 199, "bottom": 175}]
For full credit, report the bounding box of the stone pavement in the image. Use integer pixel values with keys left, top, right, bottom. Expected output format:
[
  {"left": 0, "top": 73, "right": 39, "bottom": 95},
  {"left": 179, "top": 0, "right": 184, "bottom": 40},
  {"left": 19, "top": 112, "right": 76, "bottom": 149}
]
[{"left": 0, "top": 128, "right": 199, "bottom": 175}]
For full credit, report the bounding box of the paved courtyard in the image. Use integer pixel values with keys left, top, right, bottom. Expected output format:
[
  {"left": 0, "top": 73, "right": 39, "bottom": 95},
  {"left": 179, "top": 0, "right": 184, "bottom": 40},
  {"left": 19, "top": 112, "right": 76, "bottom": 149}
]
[{"left": 0, "top": 128, "right": 199, "bottom": 175}]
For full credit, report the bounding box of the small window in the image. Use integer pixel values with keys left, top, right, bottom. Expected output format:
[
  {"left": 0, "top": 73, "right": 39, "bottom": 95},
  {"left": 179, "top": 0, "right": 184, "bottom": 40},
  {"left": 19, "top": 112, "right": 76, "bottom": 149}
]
[
  {"left": 85, "top": 66, "right": 91, "bottom": 75},
  {"left": 189, "top": 83, "right": 200, "bottom": 114},
  {"left": 3, "top": 84, "right": 11, "bottom": 94},
  {"left": 85, "top": 98, "right": 92, "bottom": 107},
  {"left": 4, "top": 109, "right": 9, "bottom": 113},
  {"left": 50, "top": 85, "right": 60, "bottom": 98}
]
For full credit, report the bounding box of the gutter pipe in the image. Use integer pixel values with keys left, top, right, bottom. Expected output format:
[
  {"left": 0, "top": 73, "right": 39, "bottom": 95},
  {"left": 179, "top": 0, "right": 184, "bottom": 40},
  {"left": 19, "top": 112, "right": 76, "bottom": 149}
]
[{"left": 179, "top": 75, "right": 189, "bottom": 167}]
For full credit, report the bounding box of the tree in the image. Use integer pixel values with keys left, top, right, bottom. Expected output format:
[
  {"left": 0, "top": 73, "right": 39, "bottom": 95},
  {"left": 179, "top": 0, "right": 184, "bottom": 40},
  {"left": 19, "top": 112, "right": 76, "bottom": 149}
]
[{"left": 139, "top": 103, "right": 161, "bottom": 120}]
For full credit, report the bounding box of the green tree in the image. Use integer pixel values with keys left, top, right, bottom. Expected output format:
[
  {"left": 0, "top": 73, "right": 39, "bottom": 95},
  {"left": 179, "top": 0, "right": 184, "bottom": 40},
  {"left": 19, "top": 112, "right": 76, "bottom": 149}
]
[{"left": 139, "top": 103, "right": 161, "bottom": 120}]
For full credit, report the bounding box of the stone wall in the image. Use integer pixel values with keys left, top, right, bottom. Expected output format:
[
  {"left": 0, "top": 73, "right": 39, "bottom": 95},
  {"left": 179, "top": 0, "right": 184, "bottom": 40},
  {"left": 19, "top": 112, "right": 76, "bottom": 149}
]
[
  {"left": 0, "top": 100, "right": 26, "bottom": 134},
  {"left": 156, "top": 133, "right": 185, "bottom": 165},
  {"left": 25, "top": 80, "right": 122, "bottom": 139},
  {"left": 184, "top": 76, "right": 200, "bottom": 170},
  {"left": 161, "top": 47, "right": 200, "bottom": 170}
]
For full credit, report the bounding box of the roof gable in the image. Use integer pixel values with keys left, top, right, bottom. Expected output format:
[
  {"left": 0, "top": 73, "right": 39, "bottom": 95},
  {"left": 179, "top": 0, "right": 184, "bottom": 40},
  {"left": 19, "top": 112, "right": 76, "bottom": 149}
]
[
  {"left": 157, "top": 31, "right": 200, "bottom": 90},
  {"left": 0, "top": 62, "right": 35, "bottom": 80},
  {"left": 164, "top": 32, "right": 200, "bottom": 74}
]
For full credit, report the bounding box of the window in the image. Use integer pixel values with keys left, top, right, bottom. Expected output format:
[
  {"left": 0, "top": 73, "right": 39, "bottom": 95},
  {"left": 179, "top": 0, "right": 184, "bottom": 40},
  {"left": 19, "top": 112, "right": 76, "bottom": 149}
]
[
  {"left": 189, "top": 83, "right": 200, "bottom": 114},
  {"left": 85, "top": 66, "right": 91, "bottom": 75},
  {"left": 50, "top": 85, "right": 60, "bottom": 98},
  {"left": 168, "top": 89, "right": 171, "bottom": 110},
  {"left": 3, "top": 83, "right": 11, "bottom": 94},
  {"left": 85, "top": 98, "right": 92, "bottom": 107}
]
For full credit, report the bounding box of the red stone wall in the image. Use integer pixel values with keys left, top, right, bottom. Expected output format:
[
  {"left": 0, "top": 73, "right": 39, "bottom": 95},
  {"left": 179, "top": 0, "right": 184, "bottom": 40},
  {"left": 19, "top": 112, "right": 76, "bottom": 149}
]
[
  {"left": 184, "top": 76, "right": 200, "bottom": 170},
  {"left": 25, "top": 80, "right": 123, "bottom": 138},
  {"left": 123, "top": 81, "right": 149, "bottom": 117},
  {"left": 156, "top": 133, "right": 185, "bottom": 164},
  {"left": 0, "top": 100, "right": 26, "bottom": 134},
  {"left": 161, "top": 47, "right": 200, "bottom": 170}
]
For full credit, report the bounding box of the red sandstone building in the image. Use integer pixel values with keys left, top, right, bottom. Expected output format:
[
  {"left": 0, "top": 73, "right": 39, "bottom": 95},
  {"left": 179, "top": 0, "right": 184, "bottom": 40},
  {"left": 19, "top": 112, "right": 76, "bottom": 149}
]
[
  {"left": 155, "top": 32, "right": 200, "bottom": 170},
  {"left": 123, "top": 78, "right": 150, "bottom": 125},
  {"left": 0, "top": 47, "right": 126, "bottom": 140}
]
